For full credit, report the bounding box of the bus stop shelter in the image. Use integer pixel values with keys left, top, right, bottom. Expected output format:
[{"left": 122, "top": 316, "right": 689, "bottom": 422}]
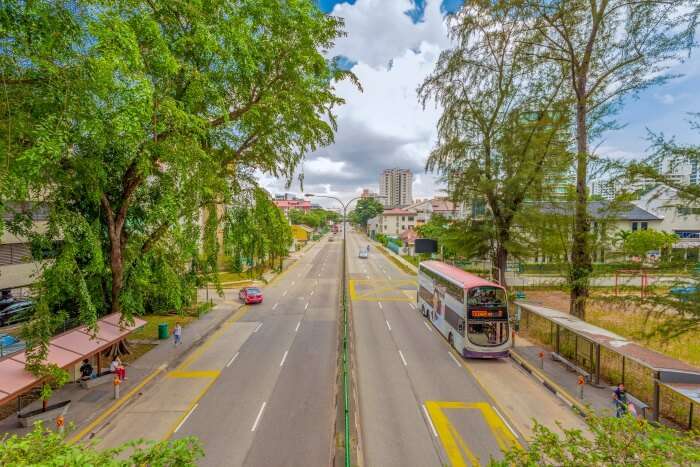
[
  {"left": 515, "top": 301, "right": 700, "bottom": 425},
  {"left": 0, "top": 313, "right": 145, "bottom": 407}
]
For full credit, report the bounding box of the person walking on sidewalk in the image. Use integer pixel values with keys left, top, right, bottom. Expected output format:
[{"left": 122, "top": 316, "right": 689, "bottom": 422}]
[
  {"left": 173, "top": 322, "right": 182, "bottom": 347},
  {"left": 613, "top": 383, "right": 628, "bottom": 417}
]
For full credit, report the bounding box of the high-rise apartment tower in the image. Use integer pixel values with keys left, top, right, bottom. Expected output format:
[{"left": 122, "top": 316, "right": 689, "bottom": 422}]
[{"left": 379, "top": 168, "right": 413, "bottom": 208}]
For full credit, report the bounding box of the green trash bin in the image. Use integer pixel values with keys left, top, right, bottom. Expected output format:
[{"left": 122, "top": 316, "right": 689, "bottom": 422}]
[{"left": 158, "top": 323, "right": 169, "bottom": 340}]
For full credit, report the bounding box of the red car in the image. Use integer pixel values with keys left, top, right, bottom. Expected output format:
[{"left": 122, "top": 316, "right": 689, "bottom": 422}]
[{"left": 239, "top": 287, "right": 263, "bottom": 304}]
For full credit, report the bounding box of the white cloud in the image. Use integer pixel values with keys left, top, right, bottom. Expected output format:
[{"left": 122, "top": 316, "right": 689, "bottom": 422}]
[{"left": 262, "top": 0, "right": 452, "bottom": 203}]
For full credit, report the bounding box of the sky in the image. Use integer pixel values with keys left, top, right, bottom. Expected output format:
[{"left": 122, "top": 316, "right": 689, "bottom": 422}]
[{"left": 260, "top": 0, "right": 700, "bottom": 207}]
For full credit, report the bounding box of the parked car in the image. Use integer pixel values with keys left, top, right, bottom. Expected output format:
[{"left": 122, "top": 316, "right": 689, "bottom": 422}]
[
  {"left": 358, "top": 248, "right": 368, "bottom": 259},
  {"left": 0, "top": 301, "right": 34, "bottom": 327},
  {"left": 239, "top": 287, "right": 264, "bottom": 304}
]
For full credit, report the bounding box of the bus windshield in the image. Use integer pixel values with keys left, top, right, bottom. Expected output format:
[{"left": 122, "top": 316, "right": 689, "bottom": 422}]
[
  {"left": 467, "top": 286, "right": 506, "bottom": 307},
  {"left": 467, "top": 321, "right": 509, "bottom": 347}
]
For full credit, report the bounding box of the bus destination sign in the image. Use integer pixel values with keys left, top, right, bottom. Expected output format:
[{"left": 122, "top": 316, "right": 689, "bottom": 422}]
[{"left": 469, "top": 309, "right": 504, "bottom": 319}]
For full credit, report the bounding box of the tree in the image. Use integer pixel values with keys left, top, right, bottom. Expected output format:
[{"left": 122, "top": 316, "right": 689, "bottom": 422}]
[
  {"left": 621, "top": 229, "right": 679, "bottom": 260},
  {"left": 350, "top": 198, "right": 384, "bottom": 228},
  {"left": 224, "top": 188, "right": 293, "bottom": 275},
  {"left": 521, "top": 0, "right": 699, "bottom": 318},
  {"left": 1, "top": 1, "right": 354, "bottom": 336},
  {"left": 419, "top": 2, "right": 573, "bottom": 287},
  {"left": 490, "top": 415, "right": 700, "bottom": 466},
  {"left": 0, "top": 422, "right": 203, "bottom": 466}
]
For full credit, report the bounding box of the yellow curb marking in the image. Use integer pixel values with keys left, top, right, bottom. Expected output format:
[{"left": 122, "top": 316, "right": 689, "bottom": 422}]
[{"left": 69, "top": 365, "right": 166, "bottom": 444}]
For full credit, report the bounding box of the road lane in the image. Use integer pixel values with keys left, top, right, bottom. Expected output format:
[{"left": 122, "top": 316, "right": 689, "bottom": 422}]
[
  {"left": 348, "top": 230, "right": 516, "bottom": 466},
  {"left": 169, "top": 237, "right": 341, "bottom": 467}
]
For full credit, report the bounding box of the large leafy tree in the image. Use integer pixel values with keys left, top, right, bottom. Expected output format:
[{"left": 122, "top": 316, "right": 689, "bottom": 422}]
[
  {"left": 1, "top": 0, "right": 353, "bottom": 333},
  {"left": 419, "top": 2, "right": 572, "bottom": 287},
  {"left": 521, "top": 0, "right": 699, "bottom": 318},
  {"left": 350, "top": 198, "right": 384, "bottom": 228}
]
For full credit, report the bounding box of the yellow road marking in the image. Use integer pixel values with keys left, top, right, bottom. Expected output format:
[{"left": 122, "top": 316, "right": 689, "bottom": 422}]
[
  {"left": 164, "top": 376, "right": 219, "bottom": 439},
  {"left": 425, "top": 400, "right": 519, "bottom": 466},
  {"left": 349, "top": 279, "right": 417, "bottom": 302},
  {"left": 69, "top": 365, "right": 166, "bottom": 444},
  {"left": 167, "top": 370, "right": 221, "bottom": 379}
]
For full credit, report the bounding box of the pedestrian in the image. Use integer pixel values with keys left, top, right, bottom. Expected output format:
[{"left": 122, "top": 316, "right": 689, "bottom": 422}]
[
  {"left": 174, "top": 322, "right": 182, "bottom": 347},
  {"left": 110, "top": 356, "right": 126, "bottom": 381},
  {"left": 79, "top": 359, "right": 93, "bottom": 381},
  {"left": 613, "top": 383, "right": 628, "bottom": 417}
]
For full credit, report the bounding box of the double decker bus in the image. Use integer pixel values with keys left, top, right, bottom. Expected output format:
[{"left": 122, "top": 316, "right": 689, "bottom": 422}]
[{"left": 417, "top": 260, "right": 510, "bottom": 358}]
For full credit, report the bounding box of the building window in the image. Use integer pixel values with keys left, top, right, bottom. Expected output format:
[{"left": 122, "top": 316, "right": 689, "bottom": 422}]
[
  {"left": 641, "top": 222, "right": 648, "bottom": 230},
  {"left": 408, "top": 216, "right": 414, "bottom": 221},
  {"left": 402, "top": 225, "right": 406, "bottom": 230},
  {"left": 632, "top": 222, "right": 638, "bottom": 231}
]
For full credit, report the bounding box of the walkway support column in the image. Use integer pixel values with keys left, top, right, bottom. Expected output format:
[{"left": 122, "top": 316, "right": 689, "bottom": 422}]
[{"left": 653, "top": 371, "right": 661, "bottom": 422}]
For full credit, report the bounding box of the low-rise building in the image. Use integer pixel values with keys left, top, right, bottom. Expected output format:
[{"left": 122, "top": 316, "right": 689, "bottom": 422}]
[
  {"left": 406, "top": 198, "right": 461, "bottom": 226},
  {"left": 291, "top": 224, "right": 314, "bottom": 244},
  {"left": 368, "top": 208, "right": 416, "bottom": 237},
  {"left": 1, "top": 202, "right": 49, "bottom": 292}
]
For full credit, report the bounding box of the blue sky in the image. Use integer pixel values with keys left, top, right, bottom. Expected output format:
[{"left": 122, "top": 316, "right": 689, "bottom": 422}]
[{"left": 264, "top": 1, "right": 700, "bottom": 202}]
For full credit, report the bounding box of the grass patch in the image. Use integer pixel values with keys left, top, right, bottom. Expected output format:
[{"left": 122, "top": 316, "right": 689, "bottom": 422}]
[{"left": 130, "top": 314, "right": 196, "bottom": 341}]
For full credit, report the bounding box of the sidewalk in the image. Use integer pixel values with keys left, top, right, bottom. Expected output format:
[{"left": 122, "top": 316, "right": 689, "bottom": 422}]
[
  {"left": 511, "top": 335, "right": 616, "bottom": 418},
  {"left": 0, "top": 289, "right": 245, "bottom": 440}
]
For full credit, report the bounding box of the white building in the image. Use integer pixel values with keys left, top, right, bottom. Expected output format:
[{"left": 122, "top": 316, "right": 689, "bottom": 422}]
[
  {"left": 405, "top": 198, "right": 461, "bottom": 226},
  {"left": 633, "top": 185, "right": 700, "bottom": 250},
  {"left": 368, "top": 208, "right": 416, "bottom": 237},
  {"left": 379, "top": 168, "right": 413, "bottom": 208}
]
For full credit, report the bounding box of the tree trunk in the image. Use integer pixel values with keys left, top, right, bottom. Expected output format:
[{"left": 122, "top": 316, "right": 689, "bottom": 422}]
[
  {"left": 110, "top": 242, "right": 124, "bottom": 315},
  {"left": 570, "top": 98, "right": 592, "bottom": 319},
  {"left": 495, "top": 242, "right": 508, "bottom": 289}
]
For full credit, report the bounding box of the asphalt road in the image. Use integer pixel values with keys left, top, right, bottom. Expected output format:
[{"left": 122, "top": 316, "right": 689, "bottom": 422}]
[
  {"left": 348, "top": 230, "right": 521, "bottom": 467},
  {"left": 172, "top": 238, "right": 341, "bottom": 467}
]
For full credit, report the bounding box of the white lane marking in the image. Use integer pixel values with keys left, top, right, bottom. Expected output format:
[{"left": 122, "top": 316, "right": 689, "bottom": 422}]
[
  {"left": 280, "top": 350, "right": 289, "bottom": 367},
  {"left": 385, "top": 320, "right": 392, "bottom": 331},
  {"left": 318, "top": 273, "right": 321, "bottom": 277},
  {"left": 492, "top": 405, "right": 519, "bottom": 438},
  {"left": 422, "top": 404, "right": 438, "bottom": 437},
  {"left": 398, "top": 350, "right": 407, "bottom": 366},
  {"left": 305, "top": 303, "right": 309, "bottom": 310},
  {"left": 254, "top": 323, "right": 263, "bottom": 333},
  {"left": 424, "top": 322, "right": 432, "bottom": 331},
  {"left": 291, "top": 281, "right": 295, "bottom": 286},
  {"left": 408, "top": 303, "right": 416, "bottom": 309},
  {"left": 174, "top": 403, "right": 198, "bottom": 433},
  {"left": 226, "top": 352, "right": 240, "bottom": 368},
  {"left": 448, "top": 352, "right": 461, "bottom": 367},
  {"left": 295, "top": 321, "right": 301, "bottom": 332},
  {"left": 366, "top": 275, "right": 370, "bottom": 279},
  {"left": 272, "top": 303, "right": 278, "bottom": 310},
  {"left": 251, "top": 402, "right": 266, "bottom": 431},
  {"left": 310, "top": 290, "right": 314, "bottom": 296},
  {"left": 283, "top": 290, "right": 288, "bottom": 297},
  {"left": 378, "top": 302, "right": 383, "bottom": 309}
]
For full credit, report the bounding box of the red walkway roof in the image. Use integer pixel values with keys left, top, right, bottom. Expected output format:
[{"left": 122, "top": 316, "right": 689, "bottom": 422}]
[{"left": 0, "top": 313, "right": 145, "bottom": 405}]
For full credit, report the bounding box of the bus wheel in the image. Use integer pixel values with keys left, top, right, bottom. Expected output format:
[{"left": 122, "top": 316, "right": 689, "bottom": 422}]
[{"left": 448, "top": 333, "right": 454, "bottom": 346}]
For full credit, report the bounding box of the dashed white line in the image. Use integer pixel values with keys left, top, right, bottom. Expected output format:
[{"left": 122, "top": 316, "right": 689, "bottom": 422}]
[
  {"left": 385, "top": 320, "right": 392, "bottom": 331},
  {"left": 378, "top": 302, "right": 383, "bottom": 310},
  {"left": 398, "top": 350, "right": 407, "bottom": 366},
  {"left": 174, "top": 403, "right": 198, "bottom": 433},
  {"left": 226, "top": 352, "right": 240, "bottom": 368},
  {"left": 310, "top": 290, "right": 314, "bottom": 296},
  {"left": 254, "top": 323, "right": 263, "bottom": 333},
  {"left": 492, "top": 405, "right": 518, "bottom": 438},
  {"left": 280, "top": 350, "right": 289, "bottom": 367},
  {"left": 408, "top": 303, "right": 416, "bottom": 309},
  {"left": 422, "top": 404, "right": 438, "bottom": 437},
  {"left": 251, "top": 402, "right": 266, "bottom": 432},
  {"left": 295, "top": 321, "right": 301, "bottom": 332},
  {"left": 291, "top": 281, "right": 295, "bottom": 286},
  {"left": 272, "top": 303, "right": 278, "bottom": 310},
  {"left": 305, "top": 303, "right": 309, "bottom": 310},
  {"left": 282, "top": 290, "right": 288, "bottom": 297},
  {"left": 424, "top": 322, "right": 432, "bottom": 331},
  {"left": 448, "top": 352, "right": 461, "bottom": 367}
]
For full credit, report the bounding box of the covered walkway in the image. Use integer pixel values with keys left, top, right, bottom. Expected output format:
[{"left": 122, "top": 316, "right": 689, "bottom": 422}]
[{"left": 0, "top": 313, "right": 145, "bottom": 406}]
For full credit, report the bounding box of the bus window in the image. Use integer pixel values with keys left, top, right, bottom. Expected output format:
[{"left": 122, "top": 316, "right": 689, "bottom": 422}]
[
  {"left": 468, "top": 287, "right": 506, "bottom": 306},
  {"left": 467, "top": 321, "right": 509, "bottom": 347}
]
